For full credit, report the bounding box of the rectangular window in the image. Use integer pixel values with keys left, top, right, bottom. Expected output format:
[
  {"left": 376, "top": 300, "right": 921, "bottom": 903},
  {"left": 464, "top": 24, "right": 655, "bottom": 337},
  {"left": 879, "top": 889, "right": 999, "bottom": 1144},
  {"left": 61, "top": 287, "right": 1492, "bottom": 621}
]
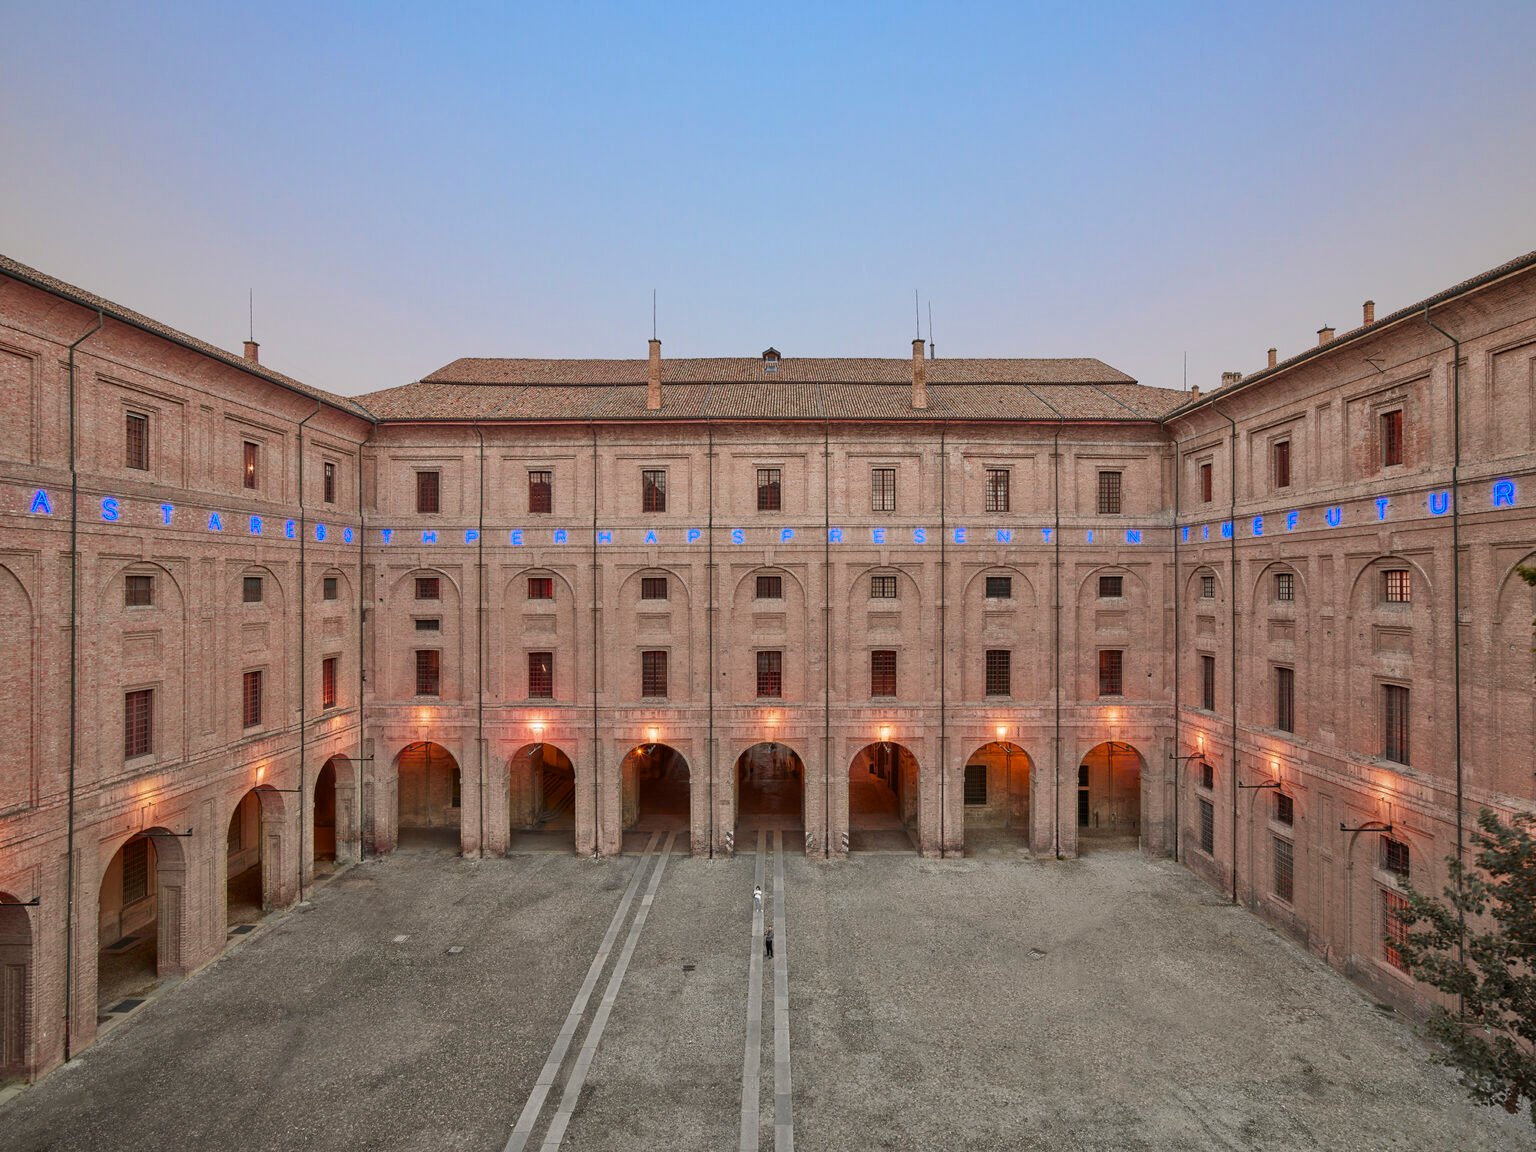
[
  {"left": 1381, "top": 409, "right": 1404, "bottom": 467},
  {"left": 528, "top": 470, "right": 552, "bottom": 514},
  {"left": 985, "top": 650, "right": 1012, "bottom": 697},
  {"left": 414, "top": 618, "right": 440, "bottom": 631},
  {"left": 1383, "top": 837, "right": 1411, "bottom": 879},
  {"left": 321, "top": 657, "right": 338, "bottom": 710},
  {"left": 243, "top": 440, "right": 259, "bottom": 490},
  {"left": 1273, "top": 838, "right": 1294, "bottom": 903},
  {"left": 1200, "top": 654, "right": 1216, "bottom": 711},
  {"left": 1274, "top": 572, "right": 1295, "bottom": 602},
  {"left": 756, "top": 650, "right": 783, "bottom": 699},
  {"left": 1199, "top": 461, "right": 1213, "bottom": 503},
  {"left": 964, "top": 763, "right": 988, "bottom": 806},
  {"left": 124, "top": 574, "right": 154, "bottom": 607},
  {"left": 1383, "top": 890, "right": 1410, "bottom": 969},
  {"left": 1199, "top": 798, "right": 1215, "bottom": 854},
  {"left": 1098, "top": 575, "right": 1123, "bottom": 599},
  {"left": 415, "top": 577, "right": 440, "bottom": 601},
  {"left": 416, "top": 470, "right": 441, "bottom": 514},
  {"left": 1097, "top": 470, "right": 1122, "bottom": 515},
  {"left": 642, "top": 469, "right": 667, "bottom": 513},
  {"left": 1383, "top": 684, "right": 1410, "bottom": 764},
  {"left": 985, "top": 576, "right": 1012, "bottom": 600},
  {"left": 415, "top": 650, "right": 441, "bottom": 697},
  {"left": 1275, "top": 792, "right": 1294, "bottom": 826},
  {"left": 243, "top": 576, "right": 263, "bottom": 604},
  {"left": 640, "top": 577, "right": 669, "bottom": 600},
  {"left": 757, "top": 468, "right": 782, "bottom": 512},
  {"left": 124, "top": 689, "right": 153, "bottom": 758},
  {"left": 242, "top": 669, "right": 263, "bottom": 728},
  {"left": 122, "top": 838, "right": 149, "bottom": 904},
  {"left": 1383, "top": 569, "right": 1411, "bottom": 603},
  {"left": 870, "top": 650, "right": 897, "bottom": 697},
  {"left": 870, "top": 574, "right": 897, "bottom": 599},
  {"left": 323, "top": 576, "right": 339, "bottom": 601},
  {"left": 1200, "top": 761, "right": 1215, "bottom": 791},
  {"left": 641, "top": 650, "right": 668, "bottom": 698},
  {"left": 985, "top": 468, "right": 1010, "bottom": 512},
  {"left": 871, "top": 467, "right": 896, "bottom": 513},
  {"left": 1201, "top": 574, "right": 1215, "bottom": 599},
  {"left": 527, "top": 577, "right": 554, "bottom": 601},
  {"left": 1273, "top": 440, "right": 1291, "bottom": 489},
  {"left": 528, "top": 652, "right": 553, "bottom": 699},
  {"left": 126, "top": 412, "right": 149, "bottom": 470},
  {"left": 1098, "top": 650, "right": 1124, "bottom": 697},
  {"left": 1276, "top": 666, "right": 1295, "bottom": 733},
  {"left": 756, "top": 575, "right": 783, "bottom": 600},
  {"left": 323, "top": 461, "right": 336, "bottom": 504}
]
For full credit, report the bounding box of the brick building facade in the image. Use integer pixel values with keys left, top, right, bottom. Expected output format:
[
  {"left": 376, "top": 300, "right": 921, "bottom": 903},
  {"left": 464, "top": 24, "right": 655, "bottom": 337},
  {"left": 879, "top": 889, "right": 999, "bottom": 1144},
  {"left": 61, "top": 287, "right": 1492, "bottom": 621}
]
[{"left": 1, "top": 249, "right": 1533, "bottom": 1081}]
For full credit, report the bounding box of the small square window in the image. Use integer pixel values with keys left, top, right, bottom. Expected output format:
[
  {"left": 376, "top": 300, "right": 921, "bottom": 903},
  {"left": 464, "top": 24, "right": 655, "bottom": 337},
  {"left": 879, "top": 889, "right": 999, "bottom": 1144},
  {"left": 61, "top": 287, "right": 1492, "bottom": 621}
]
[
  {"left": 964, "top": 763, "right": 988, "bottom": 805},
  {"left": 756, "top": 650, "right": 783, "bottom": 698},
  {"left": 985, "top": 650, "right": 1011, "bottom": 697},
  {"left": 414, "top": 617, "right": 440, "bottom": 632},
  {"left": 528, "top": 652, "right": 554, "bottom": 699},
  {"left": 126, "top": 412, "right": 149, "bottom": 471},
  {"left": 415, "top": 577, "right": 440, "bottom": 601},
  {"left": 1098, "top": 650, "right": 1123, "bottom": 697},
  {"left": 415, "top": 650, "right": 441, "bottom": 697},
  {"left": 985, "top": 469, "right": 1010, "bottom": 512},
  {"left": 985, "top": 576, "right": 1012, "bottom": 600},
  {"left": 323, "top": 576, "right": 339, "bottom": 601},
  {"left": 1097, "top": 470, "right": 1122, "bottom": 515},
  {"left": 243, "top": 576, "right": 263, "bottom": 604},
  {"left": 641, "top": 577, "right": 669, "bottom": 600},
  {"left": 416, "top": 470, "right": 441, "bottom": 514},
  {"left": 756, "top": 575, "right": 783, "bottom": 600},
  {"left": 1275, "top": 793, "right": 1294, "bottom": 826},
  {"left": 1098, "top": 575, "right": 1123, "bottom": 599},
  {"left": 869, "top": 650, "right": 897, "bottom": 697},
  {"left": 528, "top": 470, "right": 552, "bottom": 514},
  {"left": 124, "top": 574, "right": 154, "bottom": 607},
  {"left": 642, "top": 469, "right": 667, "bottom": 513},
  {"left": 757, "top": 468, "right": 782, "bottom": 512},
  {"left": 1383, "top": 836, "right": 1411, "bottom": 879},
  {"left": 871, "top": 467, "right": 896, "bottom": 513},
  {"left": 1383, "top": 570, "right": 1411, "bottom": 603},
  {"left": 870, "top": 574, "right": 897, "bottom": 599},
  {"left": 1201, "top": 574, "right": 1216, "bottom": 599},
  {"left": 1274, "top": 572, "right": 1294, "bottom": 602},
  {"left": 527, "top": 577, "right": 554, "bottom": 601}
]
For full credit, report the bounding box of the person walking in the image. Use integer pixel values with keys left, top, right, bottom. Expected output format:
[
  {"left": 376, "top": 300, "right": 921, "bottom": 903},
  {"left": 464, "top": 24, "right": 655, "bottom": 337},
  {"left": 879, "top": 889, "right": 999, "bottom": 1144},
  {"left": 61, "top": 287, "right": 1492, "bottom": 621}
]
[
  {"left": 764, "top": 926, "right": 774, "bottom": 959},
  {"left": 753, "top": 884, "right": 763, "bottom": 913}
]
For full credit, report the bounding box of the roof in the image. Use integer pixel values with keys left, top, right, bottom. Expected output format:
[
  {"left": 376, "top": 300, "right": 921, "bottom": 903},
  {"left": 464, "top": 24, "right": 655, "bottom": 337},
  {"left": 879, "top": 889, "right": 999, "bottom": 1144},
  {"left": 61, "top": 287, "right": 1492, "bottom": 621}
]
[
  {"left": 0, "top": 253, "right": 374, "bottom": 420},
  {"left": 1163, "top": 247, "right": 1536, "bottom": 421},
  {"left": 360, "top": 357, "right": 1184, "bottom": 423}
]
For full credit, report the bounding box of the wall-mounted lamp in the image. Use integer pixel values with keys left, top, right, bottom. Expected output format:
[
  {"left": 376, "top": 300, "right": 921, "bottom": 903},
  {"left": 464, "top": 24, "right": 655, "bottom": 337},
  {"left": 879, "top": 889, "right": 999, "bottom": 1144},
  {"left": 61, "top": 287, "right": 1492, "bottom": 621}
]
[
  {"left": 646, "top": 725, "right": 660, "bottom": 745},
  {"left": 255, "top": 764, "right": 266, "bottom": 785},
  {"left": 531, "top": 721, "right": 545, "bottom": 740},
  {"left": 1196, "top": 733, "right": 1205, "bottom": 753},
  {"left": 878, "top": 725, "right": 892, "bottom": 744},
  {"left": 995, "top": 724, "right": 1008, "bottom": 742}
]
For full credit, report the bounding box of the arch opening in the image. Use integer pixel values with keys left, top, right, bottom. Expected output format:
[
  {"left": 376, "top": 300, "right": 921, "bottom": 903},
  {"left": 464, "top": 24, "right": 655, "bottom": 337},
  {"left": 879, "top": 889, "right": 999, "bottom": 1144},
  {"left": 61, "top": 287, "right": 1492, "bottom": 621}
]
[
  {"left": 1078, "top": 741, "right": 1144, "bottom": 852},
  {"left": 620, "top": 743, "right": 691, "bottom": 848},
  {"left": 734, "top": 742, "right": 805, "bottom": 834},
  {"left": 848, "top": 742, "right": 920, "bottom": 852},
  {"left": 962, "top": 741, "right": 1032, "bottom": 855},
  {"left": 226, "top": 789, "right": 268, "bottom": 926},
  {"left": 0, "top": 893, "right": 32, "bottom": 1078},
  {"left": 509, "top": 742, "right": 578, "bottom": 853},
  {"left": 314, "top": 759, "right": 339, "bottom": 871},
  {"left": 396, "top": 741, "right": 462, "bottom": 854},
  {"left": 96, "top": 829, "right": 185, "bottom": 1013}
]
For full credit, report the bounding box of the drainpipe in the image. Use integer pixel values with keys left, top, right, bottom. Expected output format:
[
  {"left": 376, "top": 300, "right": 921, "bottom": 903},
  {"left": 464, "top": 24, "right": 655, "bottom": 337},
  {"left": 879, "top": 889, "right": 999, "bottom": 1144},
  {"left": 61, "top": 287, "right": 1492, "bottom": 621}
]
[
  {"left": 1171, "top": 432, "right": 1182, "bottom": 862},
  {"left": 297, "top": 401, "right": 321, "bottom": 902},
  {"left": 62, "top": 308, "right": 103, "bottom": 1062},
  {"left": 822, "top": 412, "right": 831, "bottom": 858},
  {"left": 1210, "top": 400, "right": 1239, "bottom": 904},
  {"left": 938, "top": 421, "right": 947, "bottom": 858},
  {"left": 1051, "top": 420, "right": 1062, "bottom": 858},
  {"left": 706, "top": 421, "right": 714, "bottom": 858},
  {"left": 589, "top": 422, "right": 600, "bottom": 858},
  {"left": 1422, "top": 305, "right": 1466, "bottom": 996},
  {"left": 473, "top": 427, "right": 486, "bottom": 859},
  {"left": 356, "top": 425, "right": 373, "bottom": 859}
]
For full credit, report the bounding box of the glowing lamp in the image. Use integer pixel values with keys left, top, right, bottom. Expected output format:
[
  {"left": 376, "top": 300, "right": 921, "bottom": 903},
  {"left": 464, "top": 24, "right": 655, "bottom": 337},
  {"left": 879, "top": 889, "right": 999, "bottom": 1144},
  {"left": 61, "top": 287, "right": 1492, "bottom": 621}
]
[
  {"left": 646, "top": 725, "right": 660, "bottom": 745},
  {"left": 531, "top": 721, "right": 545, "bottom": 739},
  {"left": 995, "top": 725, "right": 1007, "bottom": 742},
  {"left": 879, "top": 725, "right": 892, "bottom": 743},
  {"left": 1196, "top": 733, "right": 1206, "bottom": 753},
  {"left": 255, "top": 764, "right": 265, "bottom": 784}
]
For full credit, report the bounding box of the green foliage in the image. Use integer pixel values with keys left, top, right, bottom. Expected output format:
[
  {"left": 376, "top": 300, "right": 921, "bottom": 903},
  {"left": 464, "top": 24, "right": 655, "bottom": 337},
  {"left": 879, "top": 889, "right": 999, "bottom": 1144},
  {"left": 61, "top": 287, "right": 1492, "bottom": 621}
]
[{"left": 1398, "top": 808, "right": 1536, "bottom": 1121}]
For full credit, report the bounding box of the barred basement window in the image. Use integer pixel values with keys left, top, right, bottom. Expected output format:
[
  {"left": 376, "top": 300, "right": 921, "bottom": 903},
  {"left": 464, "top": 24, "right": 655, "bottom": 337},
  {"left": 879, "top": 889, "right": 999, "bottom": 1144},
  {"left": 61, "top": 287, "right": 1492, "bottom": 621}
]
[
  {"left": 1098, "top": 574, "right": 1123, "bottom": 599},
  {"left": 985, "top": 650, "right": 1011, "bottom": 697},
  {"left": 122, "top": 837, "right": 149, "bottom": 904},
  {"left": 1383, "top": 684, "right": 1410, "bottom": 764},
  {"left": 1383, "top": 889, "right": 1410, "bottom": 969},
  {"left": 1273, "top": 440, "right": 1291, "bottom": 489},
  {"left": 415, "top": 650, "right": 440, "bottom": 697},
  {"left": 1383, "top": 836, "right": 1411, "bottom": 879},
  {"left": 126, "top": 412, "right": 149, "bottom": 470},
  {"left": 757, "top": 468, "right": 781, "bottom": 511},
  {"left": 1099, "top": 650, "right": 1124, "bottom": 697},
  {"left": 985, "top": 576, "right": 1012, "bottom": 599},
  {"left": 641, "top": 577, "right": 669, "bottom": 600},
  {"left": 1199, "top": 461, "right": 1213, "bottom": 503},
  {"left": 242, "top": 669, "right": 263, "bottom": 728},
  {"left": 1383, "top": 569, "right": 1411, "bottom": 603},
  {"left": 641, "top": 650, "right": 668, "bottom": 698},
  {"left": 1200, "top": 655, "right": 1216, "bottom": 710},
  {"left": 1273, "top": 837, "right": 1294, "bottom": 902},
  {"left": 1381, "top": 409, "right": 1404, "bottom": 468},
  {"left": 985, "top": 468, "right": 1010, "bottom": 512},
  {"left": 871, "top": 467, "right": 896, "bottom": 512},
  {"left": 870, "top": 574, "right": 897, "bottom": 599},
  {"left": 756, "top": 575, "right": 783, "bottom": 600},
  {"left": 124, "top": 689, "right": 153, "bottom": 759},
  {"left": 642, "top": 469, "right": 667, "bottom": 513},
  {"left": 528, "top": 652, "right": 553, "bottom": 699},
  {"left": 414, "top": 618, "right": 440, "bottom": 631},
  {"left": 1097, "top": 470, "right": 1122, "bottom": 515},
  {"left": 323, "top": 576, "right": 339, "bottom": 601},
  {"left": 124, "top": 574, "right": 154, "bottom": 607},
  {"left": 243, "top": 575, "right": 263, "bottom": 603},
  {"left": 1199, "top": 761, "right": 1214, "bottom": 791},
  {"left": 1276, "top": 666, "right": 1295, "bottom": 733},
  {"left": 1201, "top": 574, "right": 1216, "bottom": 599},
  {"left": 1275, "top": 792, "right": 1294, "bottom": 826},
  {"left": 756, "top": 650, "right": 783, "bottom": 698},
  {"left": 527, "top": 577, "right": 554, "bottom": 600},
  {"left": 321, "top": 657, "right": 338, "bottom": 710},
  {"left": 323, "top": 461, "right": 336, "bottom": 504},
  {"left": 416, "top": 470, "right": 441, "bottom": 514},
  {"left": 1199, "top": 798, "right": 1215, "bottom": 854},
  {"left": 964, "top": 763, "right": 988, "bottom": 806},
  {"left": 415, "top": 577, "right": 440, "bottom": 600},
  {"left": 243, "top": 440, "right": 259, "bottom": 489},
  {"left": 870, "top": 650, "right": 897, "bottom": 697},
  {"left": 528, "top": 470, "right": 552, "bottom": 514},
  {"left": 1274, "top": 572, "right": 1294, "bottom": 602}
]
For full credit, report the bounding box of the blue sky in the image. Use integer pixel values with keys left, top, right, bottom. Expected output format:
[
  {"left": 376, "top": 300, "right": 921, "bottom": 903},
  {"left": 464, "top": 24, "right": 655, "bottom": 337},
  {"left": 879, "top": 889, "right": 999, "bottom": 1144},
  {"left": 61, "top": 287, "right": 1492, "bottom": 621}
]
[{"left": 3, "top": 1, "right": 1533, "bottom": 395}]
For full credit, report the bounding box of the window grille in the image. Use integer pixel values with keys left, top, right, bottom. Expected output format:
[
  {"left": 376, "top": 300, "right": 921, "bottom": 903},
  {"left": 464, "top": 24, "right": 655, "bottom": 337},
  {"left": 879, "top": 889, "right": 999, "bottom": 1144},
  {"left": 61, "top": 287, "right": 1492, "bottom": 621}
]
[
  {"left": 756, "top": 650, "right": 783, "bottom": 698},
  {"left": 1381, "top": 409, "right": 1403, "bottom": 467},
  {"left": 1199, "top": 799, "right": 1215, "bottom": 854},
  {"left": 1199, "top": 461, "right": 1213, "bottom": 503},
  {"left": 1383, "top": 890, "right": 1410, "bottom": 969},
  {"left": 1273, "top": 440, "right": 1291, "bottom": 488},
  {"left": 322, "top": 657, "right": 337, "bottom": 709},
  {"left": 1098, "top": 575, "right": 1123, "bottom": 598},
  {"left": 243, "top": 576, "right": 263, "bottom": 604},
  {"left": 870, "top": 650, "right": 897, "bottom": 697},
  {"left": 416, "top": 470, "right": 440, "bottom": 514},
  {"left": 1275, "top": 792, "right": 1294, "bottom": 826},
  {"left": 985, "top": 576, "right": 1012, "bottom": 599},
  {"left": 126, "top": 412, "right": 149, "bottom": 470},
  {"left": 1097, "top": 470, "right": 1122, "bottom": 514},
  {"left": 323, "top": 576, "right": 339, "bottom": 601},
  {"left": 124, "top": 574, "right": 154, "bottom": 607},
  {"left": 1200, "top": 655, "right": 1216, "bottom": 710},
  {"left": 414, "top": 618, "right": 440, "bottom": 631},
  {"left": 1383, "top": 569, "right": 1411, "bottom": 603},
  {"left": 641, "top": 577, "right": 669, "bottom": 600},
  {"left": 1099, "top": 650, "right": 1124, "bottom": 697},
  {"left": 1201, "top": 574, "right": 1216, "bottom": 599},
  {"left": 1274, "top": 572, "right": 1294, "bottom": 601},
  {"left": 870, "top": 574, "right": 897, "bottom": 599},
  {"left": 124, "top": 689, "right": 153, "bottom": 758},
  {"left": 870, "top": 467, "right": 896, "bottom": 512},
  {"left": 1199, "top": 761, "right": 1214, "bottom": 791},
  {"left": 756, "top": 575, "right": 783, "bottom": 599},
  {"left": 1383, "top": 684, "right": 1410, "bottom": 764},
  {"left": 528, "top": 470, "right": 552, "bottom": 514},
  {"left": 641, "top": 650, "right": 668, "bottom": 697},
  {"left": 1383, "top": 837, "right": 1411, "bottom": 879},
  {"left": 528, "top": 652, "right": 553, "bottom": 698},
  {"left": 323, "top": 461, "right": 336, "bottom": 504},
  {"left": 985, "top": 469, "right": 1010, "bottom": 512},
  {"left": 1273, "top": 838, "right": 1294, "bottom": 902},
  {"left": 415, "top": 650, "right": 440, "bottom": 697},
  {"left": 757, "top": 468, "right": 781, "bottom": 511},
  {"left": 642, "top": 469, "right": 667, "bottom": 512},
  {"left": 243, "top": 440, "right": 259, "bottom": 489},
  {"left": 964, "top": 763, "right": 988, "bottom": 805},
  {"left": 415, "top": 577, "right": 440, "bottom": 600},
  {"left": 122, "top": 838, "right": 149, "bottom": 904},
  {"left": 985, "top": 650, "right": 1011, "bottom": 697},
  {"left": 242, "top": 669, "right": 263, "bottom": 728},
  {"left": 1276, "top": 666, "right": 1295, "bottom": 733},
  {"left": 527, "top": 577, "right": 554, "bottom": 600}
]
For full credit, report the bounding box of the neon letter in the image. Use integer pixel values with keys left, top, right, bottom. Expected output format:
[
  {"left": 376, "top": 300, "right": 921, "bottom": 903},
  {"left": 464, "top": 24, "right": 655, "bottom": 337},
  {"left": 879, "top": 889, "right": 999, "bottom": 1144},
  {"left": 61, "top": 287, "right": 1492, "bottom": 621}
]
[
  {"left": 343, "top": 527, "right": 354, "bottom": 544},
  {"left": 509, "top": 530, "right": 523, "bottom": 546},
  {"left": 208, "top": 512, "right": 223, "bottom": 531},
  {"left": 913, "top": 528, "right": 926, "bottom": 544},
  {"left": 101, "top": 497, "right": 120, "bottom": 522},
  {"left": 1220, "top": 521, "right": 1233, "bottom": 540},
  {"left": 781, "top": 528, "right": 794, "bottom": 543},
  {"left": 995, "top": 528, "right": 1012, "bottom": 544},
  {"left": 1375, "top": 497, "right": 1389, "bottom": 521},
  {"left": 597, "top": 530, "right": 613, "bottom": 544},
  {"left": 381, "top": 528, "right": 393, "bottom": 544},
  {"left": 28, "top": 489, "right": 52, "bottom": 516},
  {"left": 464, "top": 529, "right": 478, "bottom": 545},
  {"left": 1201, "top": 525, "right": 1210, "bottom": 541},
  {"left": 1085, "top": 529, "right": 1095, "bottom": 543},
  {"left": 731, "top": 528, "right": 745, "bottom": 545},
  {"left": 953, "top": 527, "right": 966, "bottom": 544},
  {"left": 553, "top": 529, "right": 568, "bottom": 544},
  {"left": 160, "top": 503, "right": 174, "bottom": 525},
  {"left": 249, "top": 515, "right": 263, "bottom": 535},
  {"left": 315, "top": 523, "right": 327, "bottom": 542},
  {"left": 687, "top": 528, "right": 702, "bottom": 543},
  {"left": 1042, "top": 528, "right": 1053, "bottom": 543},
  {"left": 1126, "top": 529, "right": 1141, "bottom": 544},
  {"left": 1325, "top": 506, "right": 1342, "bottom": 527},
  {"left": 829, "top": 527, "right": 843, "bottom": 543},
  {"left": 872, "top": 528, "right": 886, "bottom": 544},
  {"left": 1492, "top": 479, "right": 1516, "bottom": 508},
  {"left": 1428, "top": 490, "right": 1450, "bottom": 516},
  {"left": 1251, "top": 516, "right": 1264, "bottom": 537},
  {"left": 1180, "top": 525, "right": 1190, "bottom": 542},
  {"left": 1285, "top": 511, "right": 1299, "bottom": 532},
  {"left": 421, "top": 530, "right": 437, "bottom": 544},
  {"left": 285, "top": 519, "right": 297, "bottom": 539},
  {"left": 644, "top": 530, "right": 658, "bottom": 544}
]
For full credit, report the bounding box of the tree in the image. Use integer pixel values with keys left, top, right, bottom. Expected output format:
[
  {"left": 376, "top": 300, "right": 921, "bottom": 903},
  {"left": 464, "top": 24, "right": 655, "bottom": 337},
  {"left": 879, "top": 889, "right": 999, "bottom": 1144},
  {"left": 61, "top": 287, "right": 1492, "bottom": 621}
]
[{"left": 1398, "top": 807, "right": 1536, "bottom": 1122}]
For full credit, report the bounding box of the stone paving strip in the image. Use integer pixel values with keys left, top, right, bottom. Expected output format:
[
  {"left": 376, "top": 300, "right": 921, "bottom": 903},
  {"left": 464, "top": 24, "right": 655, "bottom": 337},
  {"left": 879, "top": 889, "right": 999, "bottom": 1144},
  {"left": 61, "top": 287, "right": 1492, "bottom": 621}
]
[
  {"left": 739, "top": 830, "right": 768, "bottom": 1152},
  {"left": 504, "top": 833, "right": 660, "bottom": 1152},
  {"left": 771, "top": 831, "right": 794, "bottom": 1152}
]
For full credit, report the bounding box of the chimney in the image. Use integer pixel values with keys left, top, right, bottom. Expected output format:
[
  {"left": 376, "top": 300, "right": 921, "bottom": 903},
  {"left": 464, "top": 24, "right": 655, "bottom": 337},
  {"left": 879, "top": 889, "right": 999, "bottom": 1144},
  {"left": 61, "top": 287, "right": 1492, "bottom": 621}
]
[
  {"left": 911, "top": 338, "right": 928, "bottom": 409},
  {"left": 1190, "top": 384, "right": 1200, "bottom": 400},
  {"left": 1363, "top": 299, "right": 1376, "bottom": 325},
  {"left": 1267, "top": 347, "right": 1277, "bottom": 369},
  {"left": 646, "top": 338, "right": 662, "bottom": 410},
  {"left": 1317, "top": 326, "right": 1335, "bottom": 346},
  {"left": 1220, "top": 371, "right": 1242, "bottom": 388},
  {"left": 243, "top": 339, "right": 260, "bottom": 364}
]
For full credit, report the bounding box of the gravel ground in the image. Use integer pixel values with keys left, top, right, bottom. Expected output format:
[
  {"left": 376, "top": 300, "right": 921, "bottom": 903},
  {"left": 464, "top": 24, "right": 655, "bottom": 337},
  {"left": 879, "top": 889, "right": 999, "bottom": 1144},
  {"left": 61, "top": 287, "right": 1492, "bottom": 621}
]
[{"left": 1, "top": 846, "right": 1527, "bottom": 1151}]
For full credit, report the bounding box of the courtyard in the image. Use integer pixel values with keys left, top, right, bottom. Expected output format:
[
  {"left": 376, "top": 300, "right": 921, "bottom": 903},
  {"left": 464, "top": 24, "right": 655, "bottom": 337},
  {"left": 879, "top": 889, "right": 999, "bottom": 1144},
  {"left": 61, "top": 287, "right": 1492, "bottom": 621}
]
[{"left": 2, "top": 843, "right": 1526, "bottom": 1152}]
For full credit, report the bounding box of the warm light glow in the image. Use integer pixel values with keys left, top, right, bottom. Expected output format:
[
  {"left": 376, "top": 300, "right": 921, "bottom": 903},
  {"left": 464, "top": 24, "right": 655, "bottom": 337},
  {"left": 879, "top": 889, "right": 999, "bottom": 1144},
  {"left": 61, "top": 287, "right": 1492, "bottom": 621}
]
[
  {"left": 255, "top": 764, "right": 266, "bottom": 784},
  {"left": 995, "top": 725, "right": 1007, "bottom": 741},
  {"left": 531, "top": 721, "right": 545, "bottom": 739},
  {"left": 1269, "top": 756, "right": 1279, "bottom": 772},
  {"left": 646, "top": 725, "right": 660, "bottom": 745},
  {"left": 879, "top": 725, "right": 892, "bottom": 743},
  {"left": 1105, "top": 707, "right": 1120, "bottom": 725},
  {"left": 1196, "top": 733, "right": 1206, "bottom": 753}
]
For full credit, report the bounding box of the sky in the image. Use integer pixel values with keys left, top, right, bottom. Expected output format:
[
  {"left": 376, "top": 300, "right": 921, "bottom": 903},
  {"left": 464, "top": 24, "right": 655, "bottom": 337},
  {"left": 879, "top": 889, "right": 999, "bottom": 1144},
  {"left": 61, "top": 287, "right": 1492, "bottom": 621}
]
[{"left": 3, "top": 1, "right": 1534, "bottom": 397}]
